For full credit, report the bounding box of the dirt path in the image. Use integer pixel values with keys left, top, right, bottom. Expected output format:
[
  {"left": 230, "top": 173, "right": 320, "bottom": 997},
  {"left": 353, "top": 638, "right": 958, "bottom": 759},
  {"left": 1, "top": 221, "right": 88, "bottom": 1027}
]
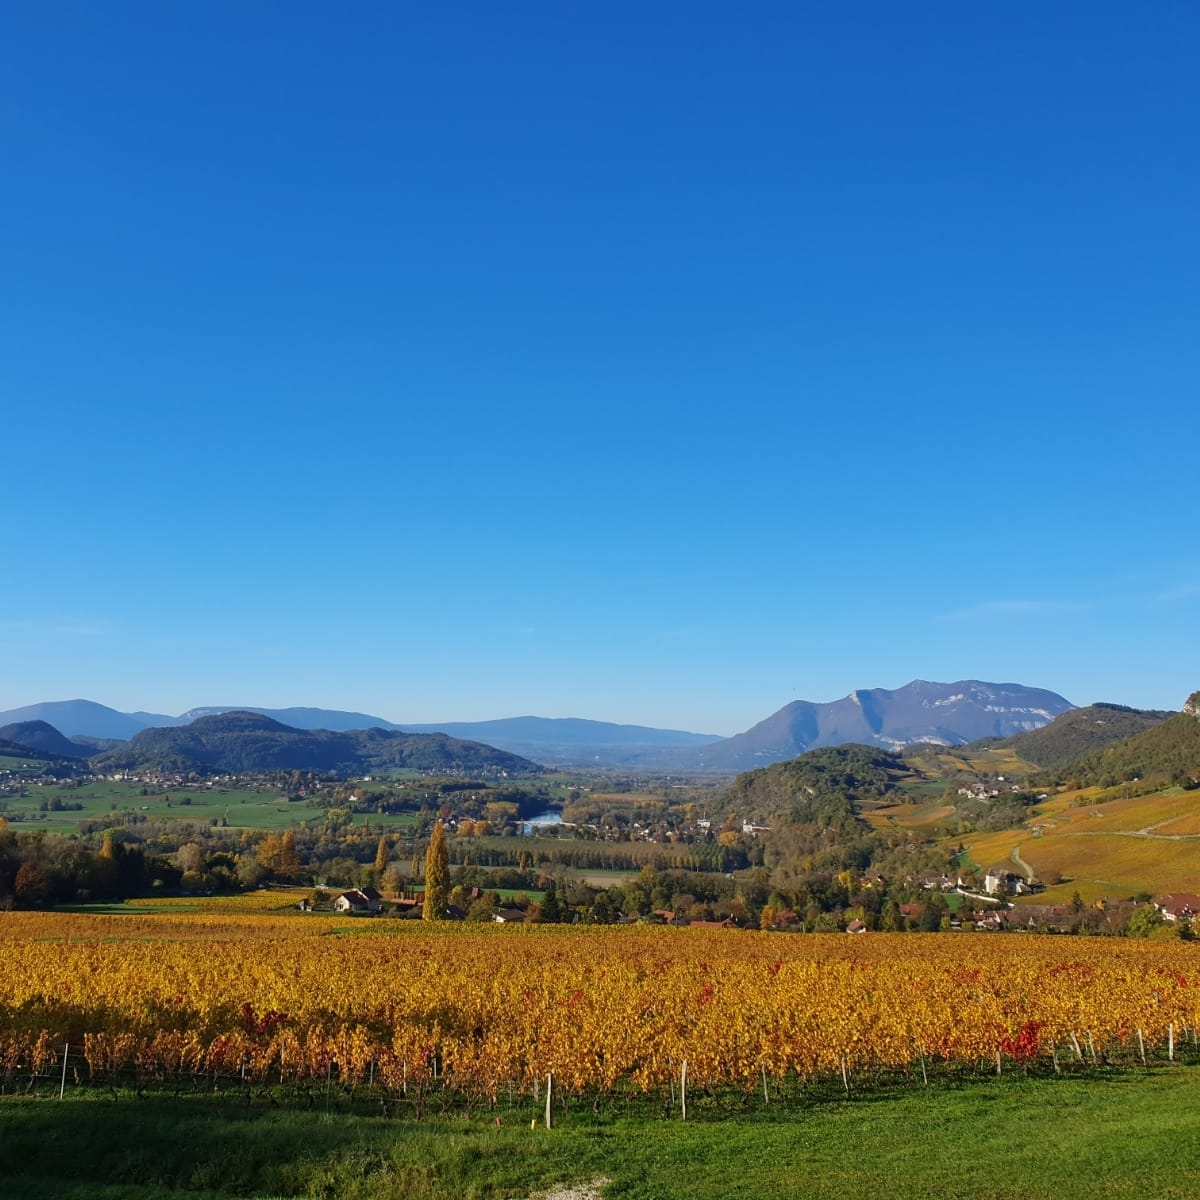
[
  {"left": 523, "top": 1179, "right": 609, "bottom": 1200},
  {"left": 1010, "top": 843, "right": 1035, "bottom": 882}
]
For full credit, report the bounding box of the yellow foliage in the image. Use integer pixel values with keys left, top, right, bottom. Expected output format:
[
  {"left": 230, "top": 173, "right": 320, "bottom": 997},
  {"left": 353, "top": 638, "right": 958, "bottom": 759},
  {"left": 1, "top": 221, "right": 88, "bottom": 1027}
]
[{"left": 1, "top": 909, "right": 1197, "bottom": 1095}]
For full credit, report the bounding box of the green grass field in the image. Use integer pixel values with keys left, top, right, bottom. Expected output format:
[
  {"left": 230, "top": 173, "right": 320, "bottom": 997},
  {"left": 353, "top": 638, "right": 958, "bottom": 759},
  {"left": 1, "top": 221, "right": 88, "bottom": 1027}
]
[
  {"left": 0, "top": 780, "right": 420, "bottom": 833},
  {"left": 1, "top": 1069, "right": 1197, "bottom": 1199}
]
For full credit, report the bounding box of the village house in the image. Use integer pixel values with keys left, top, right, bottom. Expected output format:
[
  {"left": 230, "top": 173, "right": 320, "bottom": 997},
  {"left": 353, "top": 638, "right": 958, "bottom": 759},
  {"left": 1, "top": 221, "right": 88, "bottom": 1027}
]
[
  {"left": 332, "top": 886, "right": 383, "bottom": 914},
  {"left": 984, "top": 867, "right": 1030, "bottom": 896},
  {"left": 1155, "top": 893, "right": 1200, "bottom": 922}
]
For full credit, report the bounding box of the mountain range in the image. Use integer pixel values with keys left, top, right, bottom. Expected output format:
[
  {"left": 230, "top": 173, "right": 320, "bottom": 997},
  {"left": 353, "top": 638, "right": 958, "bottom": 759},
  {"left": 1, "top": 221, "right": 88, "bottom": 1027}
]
[
  {"left": 688, "top": 680, "right": 1075, "bottom": 772},
  {"left": 0, "top": 680, "right": 1075, "bottom": 771}
]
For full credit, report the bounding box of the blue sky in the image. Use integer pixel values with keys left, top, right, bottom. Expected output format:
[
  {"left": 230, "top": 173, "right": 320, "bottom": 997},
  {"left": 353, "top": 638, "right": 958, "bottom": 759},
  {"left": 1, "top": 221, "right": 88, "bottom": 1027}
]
[{"left": 3, "top": 2, "right": 1197, "bottom": 734}]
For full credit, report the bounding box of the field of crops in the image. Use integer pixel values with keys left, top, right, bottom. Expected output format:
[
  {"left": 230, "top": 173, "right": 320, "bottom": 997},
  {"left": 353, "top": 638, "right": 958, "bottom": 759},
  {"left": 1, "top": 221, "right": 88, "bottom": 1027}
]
[{"left": 3, "top": 904, "right": 1198, "bottom": 1110}]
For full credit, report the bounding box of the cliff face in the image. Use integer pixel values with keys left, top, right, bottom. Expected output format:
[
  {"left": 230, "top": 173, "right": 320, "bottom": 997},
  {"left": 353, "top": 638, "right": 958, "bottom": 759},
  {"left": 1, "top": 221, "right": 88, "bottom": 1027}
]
[{"left": 1184, "top": 691, "right": 1200, "bottom": 719}]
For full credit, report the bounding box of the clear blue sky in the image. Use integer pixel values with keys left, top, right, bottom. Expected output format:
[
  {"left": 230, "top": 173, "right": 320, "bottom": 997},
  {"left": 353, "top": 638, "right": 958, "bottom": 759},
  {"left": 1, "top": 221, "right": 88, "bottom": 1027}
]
[{"left": 3, "top": 2, "right": 1197, "bottom": 734}]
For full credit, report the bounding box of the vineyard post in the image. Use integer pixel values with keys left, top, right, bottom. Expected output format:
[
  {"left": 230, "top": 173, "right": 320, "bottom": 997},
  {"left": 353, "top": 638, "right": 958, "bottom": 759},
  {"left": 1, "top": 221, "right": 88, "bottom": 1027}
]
[
  {"left": 544, "top": 1073, "right": 552, "bottom": 1130},
  {"left": 1086, "top": 1031, "right": 1096, "bottom": 1065},
  {"left": 59, "top": 1044, "right": 69, "bottom": 1100},
  {"left": 919, "top": 1050, "right": 927, "bottom": 1086},
  {"left": 326, "top": 1061, "right": 332, "bottom": 1111},
  {"left": 840, "top": 1056, "right": 849, "bottom": 1094},
  {"left": 995, "top": 1050, "right": 1002, "bottom": 1077},
  {"left": 680, "top": 1060, "right": 687, "bottom": 1121},
  {"left": 1168, "top": 1024, "right": 1174, "bottom": 1062},
  {"left": 762, "top": 1063, "right": 769, "bottom": 1106},
  {"left": 1069, "top": 1032, "right": 1083, "bottom": 1062},
  {"left": 1137, "top": 1029, "right": 1146, "bottom": 1066},
  {"left": 1052, "top": 1044, "right": 1060, "bottom": 1074}
]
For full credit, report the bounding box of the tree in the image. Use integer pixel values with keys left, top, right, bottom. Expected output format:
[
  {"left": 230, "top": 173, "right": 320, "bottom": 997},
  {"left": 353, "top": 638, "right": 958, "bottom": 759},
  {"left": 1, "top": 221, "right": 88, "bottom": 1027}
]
[
  {"left": 592, "top": 890, "right": 617, "bottom": 924},
  {"left": 1124, "top": 904, "right": 1165, "bottom": 938},
  {"left": 538, "top": 882, "right": 565, "bottom": 923},
  {"left": 279, "top": 830, "right": 301, "bottom": 877},
  {"left": 373, "top": 834, "right": 390, "bottom": 879},
  {"left": 14, "top": 860, "right": 50, "bottom": 906},
  {"left": 423, "top": 821, "right": 449, "bottom": 920}
]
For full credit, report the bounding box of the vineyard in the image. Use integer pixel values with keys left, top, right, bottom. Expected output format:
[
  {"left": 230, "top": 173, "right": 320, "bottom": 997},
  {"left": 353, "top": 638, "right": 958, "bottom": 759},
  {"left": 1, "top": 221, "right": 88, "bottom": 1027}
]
[{"left": 2, "top": 902, "right": 1198, "bottom": 1112}]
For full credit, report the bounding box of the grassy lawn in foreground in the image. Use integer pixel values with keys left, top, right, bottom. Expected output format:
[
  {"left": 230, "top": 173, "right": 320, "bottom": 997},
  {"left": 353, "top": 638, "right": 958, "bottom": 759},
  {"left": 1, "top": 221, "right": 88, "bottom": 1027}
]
[{"left": 1, "top": 1069, "right": 1198, "bottom": 1200}]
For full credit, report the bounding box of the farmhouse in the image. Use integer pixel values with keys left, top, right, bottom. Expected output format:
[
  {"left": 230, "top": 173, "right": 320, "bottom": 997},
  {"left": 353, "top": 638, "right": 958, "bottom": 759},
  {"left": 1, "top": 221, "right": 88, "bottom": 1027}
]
[{"left": 332, "top": 886, "right": 383, "bottom": 913}]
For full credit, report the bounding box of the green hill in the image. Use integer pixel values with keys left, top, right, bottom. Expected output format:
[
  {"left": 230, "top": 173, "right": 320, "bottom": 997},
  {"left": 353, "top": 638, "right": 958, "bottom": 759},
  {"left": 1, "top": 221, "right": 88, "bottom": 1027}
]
[
  {"left": 1036, "top": 699, "right": 1200, "bottom": 790},
  {"left": 90, "top": 711, "right": 542, "bottom": 777},
  {"left": 722, "top": 744, "right": 905, "bottom": 830},
  {"left": 988, "top": 703, "right": 1172, "bottom": 770},
  {"left": 0, "top": 720, "right": 92, "bottom": 760}
]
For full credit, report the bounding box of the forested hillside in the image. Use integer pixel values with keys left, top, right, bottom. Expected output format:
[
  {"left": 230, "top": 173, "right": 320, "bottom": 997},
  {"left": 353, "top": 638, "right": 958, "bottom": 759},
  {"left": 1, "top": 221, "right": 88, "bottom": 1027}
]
[
  {"left": 1036, "top": 708, "right": 1200, "bottom": 790},
  {"left": 0, "top": 721, "right": 92, "bottom": 760},
  {"left": 91, "top": 712, "right": 540, "bottom": 777},
  {"left": 990, "top": 703, "right": 1171, "bottom": 770}
]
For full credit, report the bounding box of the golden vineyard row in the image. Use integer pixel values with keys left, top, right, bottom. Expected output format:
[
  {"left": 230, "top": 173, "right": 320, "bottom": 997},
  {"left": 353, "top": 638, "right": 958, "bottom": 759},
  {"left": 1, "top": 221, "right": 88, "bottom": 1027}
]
[{"left": 2, "top": 911, "right": 1197, "bottom": 1095}]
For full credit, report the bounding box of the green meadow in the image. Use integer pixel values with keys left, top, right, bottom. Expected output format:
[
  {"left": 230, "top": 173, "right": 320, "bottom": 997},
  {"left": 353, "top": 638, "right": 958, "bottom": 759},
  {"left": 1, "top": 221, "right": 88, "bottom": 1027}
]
[
  {"left": 0, "top": 780, "right": 419, "bottom": 833},
  {"left": 1, "top": 1069, "right": 1196, "bottom": 1199}
]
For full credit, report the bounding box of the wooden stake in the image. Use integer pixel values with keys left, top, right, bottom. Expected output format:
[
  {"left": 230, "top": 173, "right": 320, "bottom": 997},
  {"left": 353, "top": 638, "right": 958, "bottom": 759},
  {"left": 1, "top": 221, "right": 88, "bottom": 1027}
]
[
  {"left": 1137, "top": 1029, "right": 1146, "bottom": 1066},
  {"left": 762, "top": 1063, "right": 769, "bottom": 1106},
  {"left": 996, "top": 1049, "right": 1002, "bottom": 1077},
  {"left": 680, "top": 1060, "right": 687, "bottom": 1121},
  {"left": 1069, "top": 1031, "right": 1083, "bottom": 1062},
  {"left": 59, "top": 1044, "right": 69, "bottom": 1100},
  {"left": 1169, "top": 1023, "right": 1175, "bottom": 1062},
  {"left": 841, "top": 1056, "right": 850, "bottom": 1094},
  {"left": 544, "top": 1073, "right": 553, "bottom": 1130}
]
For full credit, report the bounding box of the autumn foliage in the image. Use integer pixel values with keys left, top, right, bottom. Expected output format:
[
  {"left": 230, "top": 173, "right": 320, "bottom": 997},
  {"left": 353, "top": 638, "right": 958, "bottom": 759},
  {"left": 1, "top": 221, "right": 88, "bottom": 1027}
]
[{"left": 1, "top": 908, "right": 1197, "bottom": 1101}]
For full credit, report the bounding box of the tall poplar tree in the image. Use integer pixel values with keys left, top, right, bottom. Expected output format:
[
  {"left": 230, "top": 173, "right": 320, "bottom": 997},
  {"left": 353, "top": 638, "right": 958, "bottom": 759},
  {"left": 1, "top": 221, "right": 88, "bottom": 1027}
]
[
  {"left": 373, "top": 834, "right": 390, "bottom": 879},
  {"left": 423, "top": 821, "right": 449, "bottom": 920}
]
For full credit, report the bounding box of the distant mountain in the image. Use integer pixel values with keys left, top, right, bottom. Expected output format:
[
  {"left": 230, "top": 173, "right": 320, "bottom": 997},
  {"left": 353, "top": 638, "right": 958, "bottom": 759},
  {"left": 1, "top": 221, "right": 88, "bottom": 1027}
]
[
  {"left": 0, "top": 720, "right": 92, "bottom": 759},
  {"left": 91, "top": 711, "right": 540, "bottom": 777},
  {"left": 404, "top": 716, "right": 723, "bottom": 765},
  {"left": 0, "top": 701, "right": 723, "bottom": 766},
  {"left": 691, "top": 680, "right": 1074, "bottom": 771},
  {"left": 0, "top": 687, "right": 1074, "bottom": 773},
  {"left": 987, "top": 703, "right": 1173, "bottom": 770},
  {"left": 0, "top": 700, "right": 162, "bottom": 740},
  {"left": 175, "top": 706, "right": 403, "bottom": 732}
]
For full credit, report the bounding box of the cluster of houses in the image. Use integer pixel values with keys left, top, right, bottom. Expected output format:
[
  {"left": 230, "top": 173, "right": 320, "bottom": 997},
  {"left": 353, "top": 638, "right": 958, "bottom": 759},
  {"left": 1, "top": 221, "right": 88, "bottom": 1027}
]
[{"left": 1156, "top": 893, "right": 1200, "bottom": 923}]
